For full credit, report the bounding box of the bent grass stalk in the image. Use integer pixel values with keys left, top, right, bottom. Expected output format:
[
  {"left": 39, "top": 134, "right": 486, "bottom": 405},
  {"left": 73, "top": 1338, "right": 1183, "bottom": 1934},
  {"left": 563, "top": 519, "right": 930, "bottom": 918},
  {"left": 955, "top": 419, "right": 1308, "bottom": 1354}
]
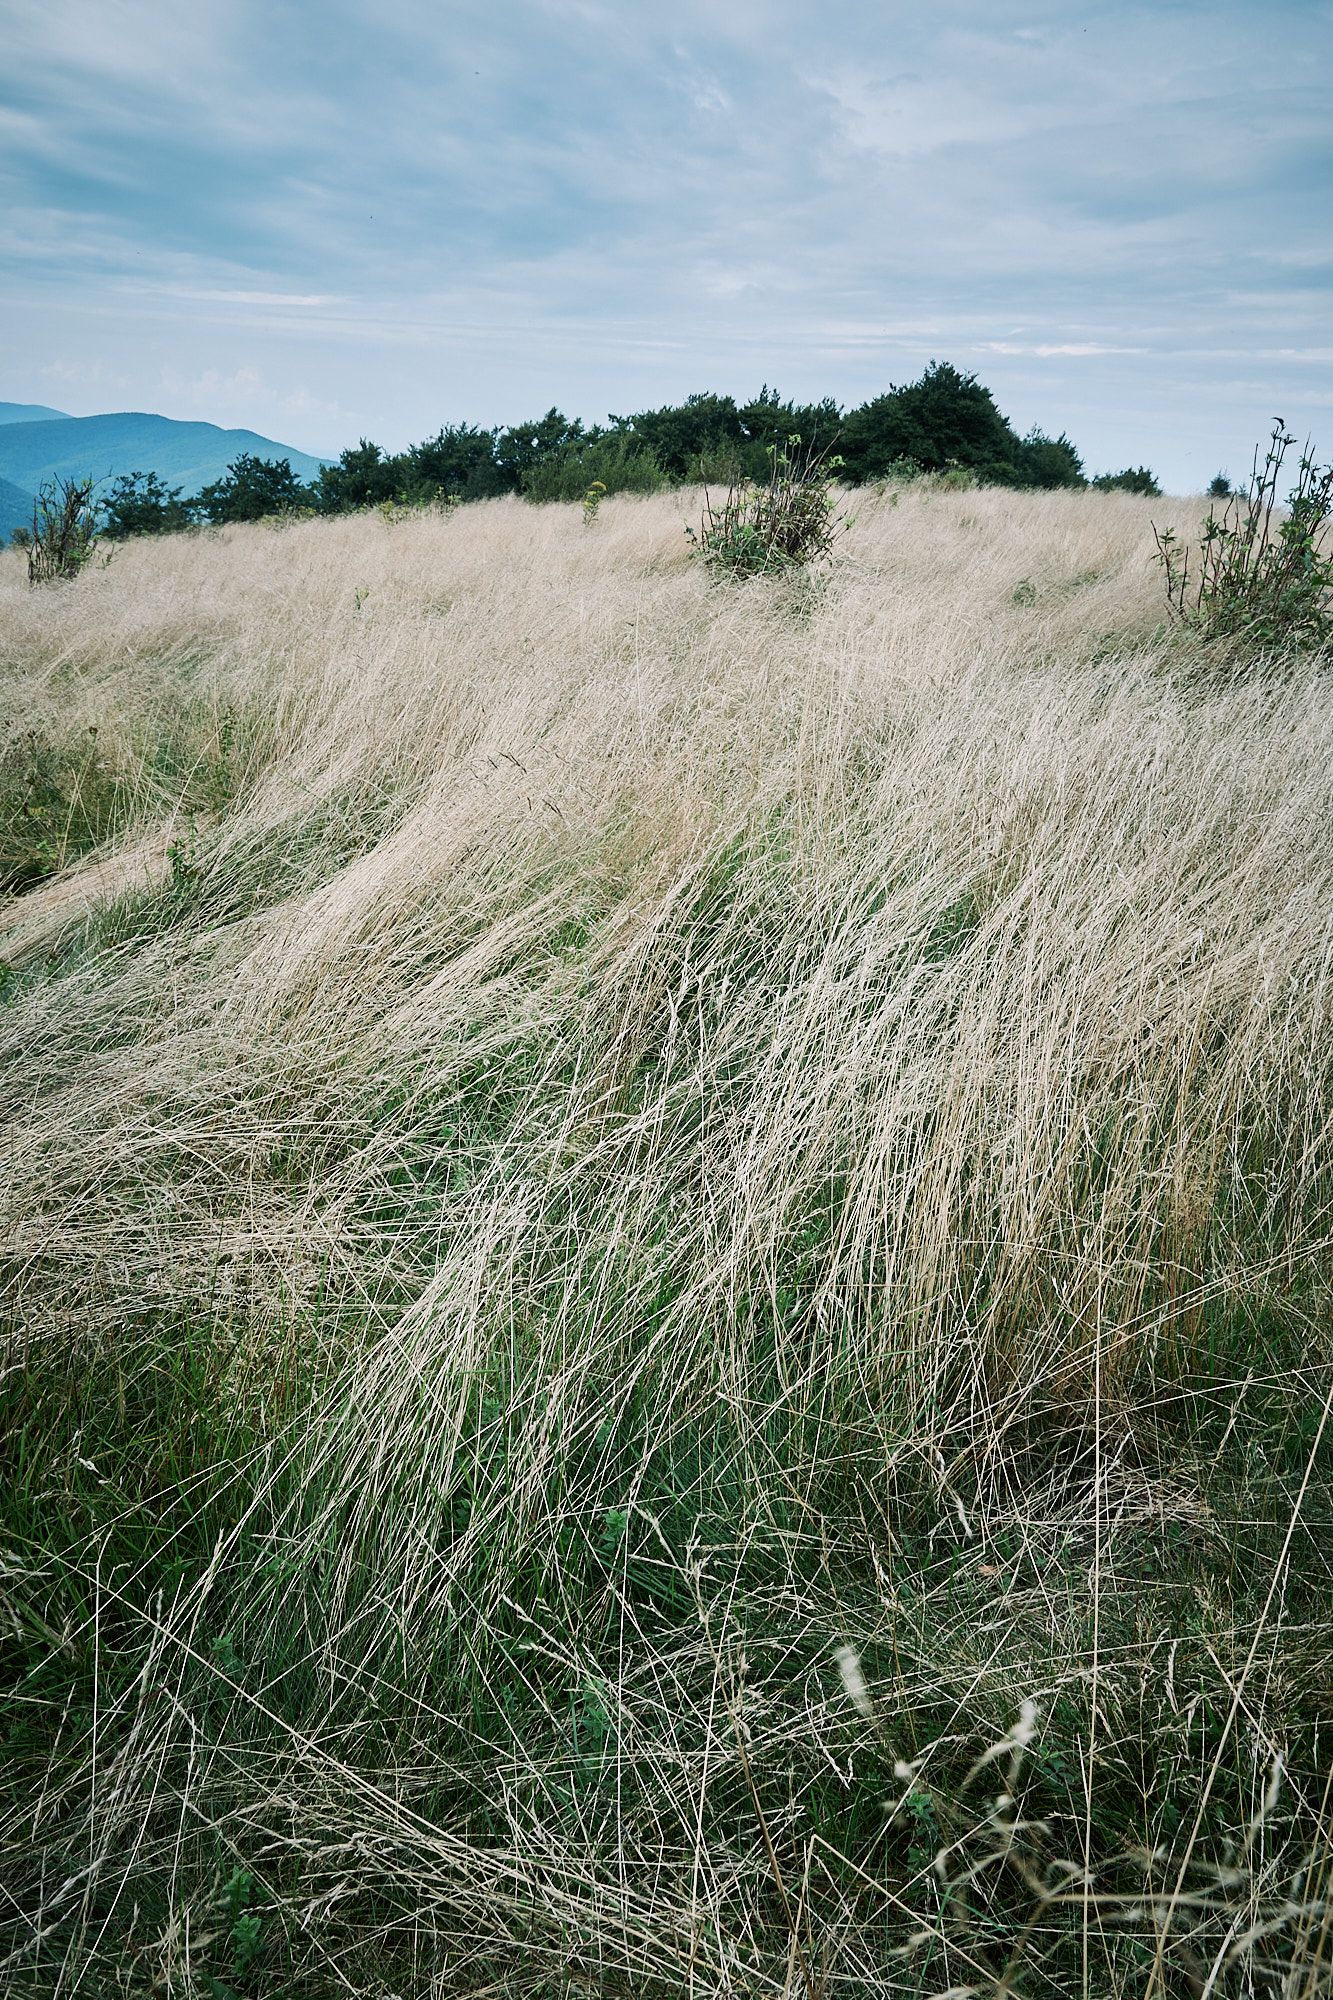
[{"left": 1, "top": 484, "right": 1331, "bottom": 1996}]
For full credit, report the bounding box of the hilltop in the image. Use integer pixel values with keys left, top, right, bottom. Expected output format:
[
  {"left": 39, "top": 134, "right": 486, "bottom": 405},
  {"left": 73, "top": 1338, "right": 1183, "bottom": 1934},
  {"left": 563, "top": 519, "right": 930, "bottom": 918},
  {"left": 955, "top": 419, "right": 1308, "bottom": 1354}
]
[
  {"left": 0, "top": 400, "right": 68, "bottom": 426},
  {"left": 0, "top": 407, "right": 328, "bottom": 505}
]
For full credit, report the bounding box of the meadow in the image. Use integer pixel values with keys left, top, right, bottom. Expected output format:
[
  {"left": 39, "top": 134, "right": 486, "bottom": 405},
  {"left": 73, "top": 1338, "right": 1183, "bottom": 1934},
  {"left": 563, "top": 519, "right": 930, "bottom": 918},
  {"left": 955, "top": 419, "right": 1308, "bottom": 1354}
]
[{"left": 2, "top": 484, "right": 1331, "bottom": 1998}]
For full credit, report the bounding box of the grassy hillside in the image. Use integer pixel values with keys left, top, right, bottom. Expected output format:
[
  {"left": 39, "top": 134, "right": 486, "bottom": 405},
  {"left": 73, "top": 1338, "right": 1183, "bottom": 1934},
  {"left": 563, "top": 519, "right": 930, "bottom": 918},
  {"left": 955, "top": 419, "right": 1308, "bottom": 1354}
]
[
  {"left": 2, "top": 488, "right": 1331, "bottom": 1999},
  {"left": 0, "top": 408, "right": 328, "bottom": 500}
]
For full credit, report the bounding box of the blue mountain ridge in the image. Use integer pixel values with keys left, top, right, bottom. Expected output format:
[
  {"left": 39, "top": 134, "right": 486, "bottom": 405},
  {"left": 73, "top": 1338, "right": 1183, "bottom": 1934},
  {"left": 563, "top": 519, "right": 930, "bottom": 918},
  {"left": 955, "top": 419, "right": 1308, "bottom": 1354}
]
[
  {"left": 0, "top": 402, "right": 69, "bottom": 426},
  {"left": 0, "top": 475, "right": 35, "bottom": 542},
  {"left": 0, "top": 409, "right": 330, "bottom": 502}
]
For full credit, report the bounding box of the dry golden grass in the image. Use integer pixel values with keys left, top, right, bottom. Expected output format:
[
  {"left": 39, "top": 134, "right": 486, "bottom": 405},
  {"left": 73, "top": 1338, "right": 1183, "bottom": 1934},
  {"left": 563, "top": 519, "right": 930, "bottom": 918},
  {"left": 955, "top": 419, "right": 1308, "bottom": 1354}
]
[{"left": 1, "top": 486, "right": 1331, "bottom": 1998}]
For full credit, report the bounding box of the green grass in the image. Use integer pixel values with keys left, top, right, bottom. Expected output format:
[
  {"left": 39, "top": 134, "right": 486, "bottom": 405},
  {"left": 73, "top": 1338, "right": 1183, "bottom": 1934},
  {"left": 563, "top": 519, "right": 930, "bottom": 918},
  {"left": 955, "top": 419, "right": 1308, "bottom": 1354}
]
[
  {"left": 3, "top": 490, "right": 1333, "bottom": 1995},
  {"left": 5, "top": 1132, "right": 1331, "bottom": 1993}
]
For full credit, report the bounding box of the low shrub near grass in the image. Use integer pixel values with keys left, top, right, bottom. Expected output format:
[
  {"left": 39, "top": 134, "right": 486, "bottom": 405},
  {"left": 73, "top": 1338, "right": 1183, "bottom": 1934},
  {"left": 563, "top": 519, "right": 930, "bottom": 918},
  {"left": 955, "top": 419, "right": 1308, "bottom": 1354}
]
[
  {"left": 25, "top": 474, "right": 100, "bottom": 585},
  {"left": 1154, "top": 419, "right": 1333, "bottom": 655},
  {"left": 686, "top": 435, "right": 852, "bottom": 578}
]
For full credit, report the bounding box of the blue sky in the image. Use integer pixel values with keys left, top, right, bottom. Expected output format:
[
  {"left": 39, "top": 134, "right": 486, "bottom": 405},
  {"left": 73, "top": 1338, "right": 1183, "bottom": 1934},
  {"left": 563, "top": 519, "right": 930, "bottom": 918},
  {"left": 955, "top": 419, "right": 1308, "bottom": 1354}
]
[{"left": 1, "top": 0, "right": 1330, "bottom": 489}]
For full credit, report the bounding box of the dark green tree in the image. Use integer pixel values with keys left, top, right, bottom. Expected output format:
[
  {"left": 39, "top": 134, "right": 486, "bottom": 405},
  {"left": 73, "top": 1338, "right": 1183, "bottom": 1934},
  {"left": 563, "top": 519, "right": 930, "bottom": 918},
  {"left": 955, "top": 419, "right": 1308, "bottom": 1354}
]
[
  {"left": 406, "top": 424, "right": 506, "bottom": 501},
  {"left": 608, "top": 393, "right": 746, "bottom": 480},
  {"left": 197, "top": 453, "right": 315, "bottom": 524},
  {"left": 738, "top": 386, "right": 842, "bottom": 458},
  {"left": 1016, "top": 429, "right": 1087, "bottom": 489},
  {"left": 521, "top": 433, "right": 667, "bottom": 503},
  {"left": 494, "top": 409, "right": 584, "bottom": 491},
  {"left": 101, "top": 470, "right": 193, "bottom": 539},
  {"left": 1091, "top": 465, "right": 1162, "bottom": 497},
  {"left": 315, "top": 439, "right": 405, "bottom": 513},
  {"left": 840, "top": 362, "right": 1028, "bottom": 484}
]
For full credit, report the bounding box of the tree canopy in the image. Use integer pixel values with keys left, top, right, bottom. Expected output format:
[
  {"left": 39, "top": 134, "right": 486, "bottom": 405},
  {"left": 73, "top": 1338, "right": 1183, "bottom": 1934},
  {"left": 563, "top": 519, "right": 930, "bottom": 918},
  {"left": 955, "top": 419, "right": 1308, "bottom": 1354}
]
[{"left": 36, "top": 363, "right": 1167, "bottom": 543}]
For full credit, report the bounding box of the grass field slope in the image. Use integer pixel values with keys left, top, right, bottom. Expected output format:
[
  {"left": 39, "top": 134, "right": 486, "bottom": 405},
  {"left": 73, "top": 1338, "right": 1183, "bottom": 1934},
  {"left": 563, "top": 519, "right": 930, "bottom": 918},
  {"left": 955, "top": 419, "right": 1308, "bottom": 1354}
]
[{"left": 1, "top": 486, "right": 1331, "bottom": 1998}]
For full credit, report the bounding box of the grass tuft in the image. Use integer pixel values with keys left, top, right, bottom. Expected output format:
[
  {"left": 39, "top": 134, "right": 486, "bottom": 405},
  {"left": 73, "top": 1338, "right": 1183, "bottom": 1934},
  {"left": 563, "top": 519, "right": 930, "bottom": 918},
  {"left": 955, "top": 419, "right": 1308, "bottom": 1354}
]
[{"left": 2, "top": 486, "right": 1332, "bottom": 1996}]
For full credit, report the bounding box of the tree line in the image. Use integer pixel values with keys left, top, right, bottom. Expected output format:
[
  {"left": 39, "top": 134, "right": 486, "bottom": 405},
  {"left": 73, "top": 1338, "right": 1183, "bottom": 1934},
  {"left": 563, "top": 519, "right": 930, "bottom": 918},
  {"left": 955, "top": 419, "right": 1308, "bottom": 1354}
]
[{"left": 94, "top": 362, "right": 1165, "bottom": 538}]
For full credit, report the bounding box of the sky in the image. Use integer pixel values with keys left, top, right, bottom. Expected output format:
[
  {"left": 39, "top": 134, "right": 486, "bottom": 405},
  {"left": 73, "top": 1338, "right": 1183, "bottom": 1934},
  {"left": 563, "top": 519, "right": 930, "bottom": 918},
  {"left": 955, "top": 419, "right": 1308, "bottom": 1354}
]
[{"left": 1, "top": 0, "right": 1330, "bottom": 491}]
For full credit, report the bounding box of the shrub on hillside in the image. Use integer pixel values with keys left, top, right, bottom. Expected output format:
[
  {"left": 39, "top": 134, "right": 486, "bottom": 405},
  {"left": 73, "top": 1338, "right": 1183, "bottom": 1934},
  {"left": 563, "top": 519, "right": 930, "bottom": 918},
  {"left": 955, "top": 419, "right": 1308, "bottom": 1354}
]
[
  {"left": 1017, "top": 428, "right": 1087, "bottom": 489},
  {"left": 1153, "top": 419, "right": 1333, "bottom": 653},
  {"left": 315, "top": 439, "right": 402, "bottom": 513},
  {"left": 26, "top": 475, "right": 99, "bottom": 584},
  {"left": 608, "top": 386, "right": 840, "bottom": 484},
  {"left": 264, "top": 367, "right": 1148, "bottom": 518},
  {"left": 0, "top": 726, "right": 119, "bottom": 886},
  {"left": 1091, "top": 465, "right": 1162, "bottom": 496},
  {"left": 686, "top": 436, "right": 850, "bottom": 579},
  {"left": 522, "top": 432, "right": 666, "bottom": 504},
  {"left": 610, "top": 391, "right": 745, "bottom": 481},
  {"left": 838, "top": 361, "right": 1030, "bottom": 486},
  {"left": 101, "top": 470, "right": 193, "bottom": 539},
  {"left": 494, "top": 409, "right": 585, "bottom": 491},
  {"left": 197, "top": 453, "right": 315, "bottom": 524},
  {"left": 406, "top": 423, "right": 508, "bottom": 502}
]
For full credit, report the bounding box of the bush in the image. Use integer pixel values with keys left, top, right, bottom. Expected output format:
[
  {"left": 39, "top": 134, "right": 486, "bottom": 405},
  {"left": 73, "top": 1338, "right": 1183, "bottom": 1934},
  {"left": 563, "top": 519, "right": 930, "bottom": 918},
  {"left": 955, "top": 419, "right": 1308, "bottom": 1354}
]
[
  {"left": 1091, "top": 465, "right": 1162, "bottom": 496},
  {"left": 101, "top": 470, "right": 193, "bottom": 540},
  {"left": 494, "top": 409, "right": 584, "bottom": 491},
  {"left": 26, "top": 475, "right": 99, "bottom": 584},
  {"left": 1017, "top": 428, "right": 1087, "bottom": 489},
  {"left": 1153, "top": 420, "right": 1333, "bottom": 654},
  {"left": 522, "top": 433, "right": 667, "bottom": 504},
  {"left": 686, "top": 437, "right": 850, "bottom": 579},
  {"left": 0, "top": 727, "right": 118, "bottom": 887},
  {"left": 406, "top": 423, "right": 506, "bottom": 502},
  {"left": 839, "top": 362, "right": 1029, "bottom": 486},
  {"left": 196, "top": 453, "right": 315, "bottom": 525},
  {"left": 315, "top": 440, "right": 403, "bottom": 514},
  {"left": 607, "top": 387, "right": 840, "bottom": 485},
  {"left": 608, "top": 391, "right": 745, "bottom": 481}
]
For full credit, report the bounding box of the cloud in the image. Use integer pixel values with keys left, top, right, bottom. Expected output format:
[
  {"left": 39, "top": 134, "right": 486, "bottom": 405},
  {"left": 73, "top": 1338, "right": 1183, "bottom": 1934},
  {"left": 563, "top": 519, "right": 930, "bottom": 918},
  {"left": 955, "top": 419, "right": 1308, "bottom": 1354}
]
[
  {"left": 0, "top": 0, "right": 1329, "bottom": 486},
  {"left": 979, "top": 342, "right": 1147, "bottom": 357},
  {"left": 37, "top": 355, "right": 131, "bottom": 392},
  {"left": 166, "top": 290, "right": 341, "bottom": 310}
]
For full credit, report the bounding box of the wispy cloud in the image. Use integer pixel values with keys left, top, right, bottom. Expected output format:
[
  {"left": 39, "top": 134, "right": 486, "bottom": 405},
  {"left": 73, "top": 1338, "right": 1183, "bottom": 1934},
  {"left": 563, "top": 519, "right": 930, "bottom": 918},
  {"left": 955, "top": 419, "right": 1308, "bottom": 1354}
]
[
  {"left": 0, "top": 0, "right": 1329, "bottom": 483},
  {"left": 980, "top": 342, "right": 1147, "bottom": 358},
  {"left": 162, "top": 289, "right": 341, "bottom": 310}
]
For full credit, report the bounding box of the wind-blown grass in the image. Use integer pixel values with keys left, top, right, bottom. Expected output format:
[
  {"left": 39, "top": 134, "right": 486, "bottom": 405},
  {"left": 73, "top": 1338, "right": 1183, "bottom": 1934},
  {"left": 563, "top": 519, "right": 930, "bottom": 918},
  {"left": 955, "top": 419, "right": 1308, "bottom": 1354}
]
[{"left": 1, "top": 486, "right": 1331, "bottom": 1998}]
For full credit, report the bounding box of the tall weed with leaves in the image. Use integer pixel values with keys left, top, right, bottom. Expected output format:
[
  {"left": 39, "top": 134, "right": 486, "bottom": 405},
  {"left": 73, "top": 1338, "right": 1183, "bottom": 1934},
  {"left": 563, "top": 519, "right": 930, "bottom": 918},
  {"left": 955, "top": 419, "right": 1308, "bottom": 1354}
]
[
  {"left": 1153, "top": 420, "right": 1333, "bottom": 653},
  {"left": 26, "top": 475, "right": 100, "bottom": 585},
  {"left": 686, "top": 435, "right": 852, "bottom": 579}
]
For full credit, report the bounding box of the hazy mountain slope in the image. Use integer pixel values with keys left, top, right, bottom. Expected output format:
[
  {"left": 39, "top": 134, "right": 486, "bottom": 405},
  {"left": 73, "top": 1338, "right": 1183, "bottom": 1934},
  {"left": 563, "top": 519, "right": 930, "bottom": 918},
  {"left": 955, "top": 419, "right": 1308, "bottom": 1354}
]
[
  {"left": 0, "top": 475, "right": 34, "bottom": 541},
  {"left": 0, "top": 402, "right": 69, "bottom": 426},
  {"left": 0, "top": 410, "right": 329, "bottom": 498}
]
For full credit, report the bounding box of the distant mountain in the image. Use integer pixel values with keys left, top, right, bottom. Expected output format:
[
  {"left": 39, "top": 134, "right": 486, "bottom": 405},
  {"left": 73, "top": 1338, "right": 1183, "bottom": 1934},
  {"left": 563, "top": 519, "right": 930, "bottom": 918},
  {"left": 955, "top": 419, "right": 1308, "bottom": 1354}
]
[
  {"left": 0, "top": 402, "right": 68, "bottom": 426},
  {"left": 0, "top": 475, "right": 34, "bottom": 542},
  {"left": 0, "top": 410, "right": 330, "bottom": 501}
]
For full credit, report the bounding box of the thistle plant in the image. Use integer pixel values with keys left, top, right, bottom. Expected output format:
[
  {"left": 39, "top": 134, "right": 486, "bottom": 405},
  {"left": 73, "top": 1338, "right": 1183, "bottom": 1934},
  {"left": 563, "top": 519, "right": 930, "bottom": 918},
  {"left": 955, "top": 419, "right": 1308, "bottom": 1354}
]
[
  {"left": 1153, "top": 420, "right": 1333, "bottom": 653},
  {"left": 686, "top": 435, "right": 852, "bottom": 579}
]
